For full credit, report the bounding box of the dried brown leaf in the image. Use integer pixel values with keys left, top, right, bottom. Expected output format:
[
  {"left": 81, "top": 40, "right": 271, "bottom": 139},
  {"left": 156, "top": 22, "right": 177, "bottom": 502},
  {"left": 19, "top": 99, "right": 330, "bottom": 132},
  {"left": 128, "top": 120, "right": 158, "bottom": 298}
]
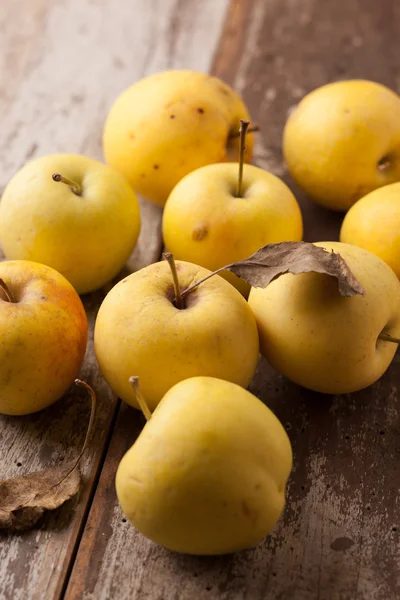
[
  {"left": 227, "top": 241, "right": 365, "bottom": 296},
  {"left": 0, "top": 462, "right": 81, "bottom": 531},
  {"left": 0, "top": 379, "right": 96, "bottom": 532}
]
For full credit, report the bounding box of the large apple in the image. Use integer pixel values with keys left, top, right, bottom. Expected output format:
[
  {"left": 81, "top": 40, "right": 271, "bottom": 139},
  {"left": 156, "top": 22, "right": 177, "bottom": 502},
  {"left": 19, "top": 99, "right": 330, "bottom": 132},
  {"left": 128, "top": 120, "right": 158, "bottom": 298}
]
[
  {"left": 163, "top": 155, "right": 303, "bottom": 296},
  {"left": 248, "top": 242, "right": 400, "bottom": 394},
  {"left": 283, "top": 80, "right": 400, "bottom": 211},
  {"left": 116, "top": 376, "right": 292, "bottom": 555},
  {"left": 102, "top": 70, "right": 253, "bottom": 206},
  {"left": 0, "top": 260, "right": 88, "bottom": 415},
  {"left": 0, "top": 154, "right": 141, "bottom": 294},
  {"left": 94, "top": 259, "right": 259, "bottom": 411}
]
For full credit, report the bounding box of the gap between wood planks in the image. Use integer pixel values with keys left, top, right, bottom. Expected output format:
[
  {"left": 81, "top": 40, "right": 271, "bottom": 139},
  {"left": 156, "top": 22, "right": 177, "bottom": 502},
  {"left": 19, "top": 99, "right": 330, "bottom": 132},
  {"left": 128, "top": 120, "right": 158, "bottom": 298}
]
[{"left": 57, "top": 398, "right": 122, "bottom": 600}]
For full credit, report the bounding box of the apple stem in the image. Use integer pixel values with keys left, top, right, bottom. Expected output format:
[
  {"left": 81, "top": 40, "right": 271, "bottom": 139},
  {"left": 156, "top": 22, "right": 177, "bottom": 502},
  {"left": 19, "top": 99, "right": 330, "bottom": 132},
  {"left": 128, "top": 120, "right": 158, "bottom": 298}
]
[
  {"left": 0, "top": 278, "right": 15, "bottom": 303},
  {"left": 73, "top": 380, "right": 97, "bottom": 461},
  {"left": 378, "top": 332, "right": 400, "bottom": 345},
  {"left": 163, "top": 252, "right": 183, "bottom": 309},
  {"left": 43, "top": 379, "right": 97, "bottom": 495},
  {"left": 180, "top": 264, "right": 234, "bottom": 300},
  {"left": 52, "top": 172, "right": 82, "bottom": 196},
  {"left": 129, "top": 376, "right": 152, "bottom": 421},
  {"left": 228, "top": 124, "right": 260, "bottom": 140},
  {"left": 236, "top": 119, "right": 250, "bottom": 198}
]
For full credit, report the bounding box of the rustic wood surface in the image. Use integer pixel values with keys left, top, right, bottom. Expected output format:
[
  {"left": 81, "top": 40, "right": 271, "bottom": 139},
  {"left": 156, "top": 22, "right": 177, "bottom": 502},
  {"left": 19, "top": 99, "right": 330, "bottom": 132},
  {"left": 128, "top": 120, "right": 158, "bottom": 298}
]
[
  {"left": 0, "top": 1, "right": 228, "bottom": 599},
  {"left": 1, "top": 0, "right": 400, "bottom": 599},
  {"left": 65, "top": 1, "right": 400, "bottom": 600}
]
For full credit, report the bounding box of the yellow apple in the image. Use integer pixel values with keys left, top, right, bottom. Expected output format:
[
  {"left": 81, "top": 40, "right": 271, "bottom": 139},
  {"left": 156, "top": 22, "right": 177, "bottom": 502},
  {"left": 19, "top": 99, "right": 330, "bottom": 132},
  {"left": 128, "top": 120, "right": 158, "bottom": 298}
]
[
  {"left": 0, "top": 260, "right": 88, "bottom": 415},
  {"left": 163, "top": 163, "right": 303, "bottom": 296},
  {"left": 248, "top": 242, "right": 400, "bottom": 395},
  {"left": 94, "top": 260, "right": 259, "bottom": 411},
  {"left": 283, "top": 80, "right": 400, "bottom": 211},
  {"left": 0, "top": 154, "right": 141, "bottom": 294},
  {"left": 340, "top": 182, "right": 400, "bottom": 279},
  {"left": 116, "top": 376, "right": 292, "bottom": 555},
  {"left": 102, "top": 70, "right": 253, "bottom": 206}
]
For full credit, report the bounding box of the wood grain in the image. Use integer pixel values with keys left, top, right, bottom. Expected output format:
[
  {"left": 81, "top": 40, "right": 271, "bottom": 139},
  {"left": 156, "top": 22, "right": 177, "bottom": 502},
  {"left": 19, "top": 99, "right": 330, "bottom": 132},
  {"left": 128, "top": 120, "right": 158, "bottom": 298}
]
[
  {"left": 0, "top": 0, "right": 228, "bottom": 597},
  {"left": 64, "top": 1, "right": 400, "bottom": 599}
]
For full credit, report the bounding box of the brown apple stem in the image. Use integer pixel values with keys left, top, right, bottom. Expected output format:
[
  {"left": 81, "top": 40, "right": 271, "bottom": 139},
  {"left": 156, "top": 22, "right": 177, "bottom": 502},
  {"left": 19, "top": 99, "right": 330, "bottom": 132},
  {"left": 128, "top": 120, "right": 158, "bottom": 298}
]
[
  {"left": 163, "top": 252, "right": 183, "bottom": 309},
  {"left": 180, "top": 264, "right": 234, "bottom": 300},
  {"left": 236, "top": 119, "right": 250, "bottom": 198},
  {"left": 378, "top": 332, "right": 400, "bottom": 344},
  {"left": 0, "top": 278, "right": 15, "bottom": 303},
  {"left": 228, "top": 124, "right": 260, "bottom": 140},
  {"left": 52, "top": 173, "right": 82, "bottom": 196},
  {"left": 73, "top": 380, "right": 97, "bottom": 462},
  {"left": 129, "top": 376, "right": 152, "bottom": 421},
  {"left": 45, "top": 379, "right": 97, "bottom": 489}
]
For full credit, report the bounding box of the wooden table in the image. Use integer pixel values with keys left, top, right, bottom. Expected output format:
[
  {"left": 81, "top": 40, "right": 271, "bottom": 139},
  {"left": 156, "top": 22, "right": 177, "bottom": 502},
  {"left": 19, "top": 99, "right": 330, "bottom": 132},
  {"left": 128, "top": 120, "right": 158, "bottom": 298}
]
[{"left": 1, "top": 1, "right": 399, "bottom": 598}]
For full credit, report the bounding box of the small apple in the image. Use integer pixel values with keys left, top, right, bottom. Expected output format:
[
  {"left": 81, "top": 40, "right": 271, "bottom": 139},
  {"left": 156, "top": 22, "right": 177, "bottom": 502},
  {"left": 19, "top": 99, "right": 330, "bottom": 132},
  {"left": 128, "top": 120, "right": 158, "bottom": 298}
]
[
  {"left": 102, "top": 70, "right": 253, "bottom": 206},
  {"left": 248, "top": 242, "right": 400, "bottom": 395},
  {"left": 116, "top": 376, "right": 292, "bottom": 555},
  {"left": 0, "top": 260, "right": 88, "bottom": 415},
  {"left": 340, "top": 182, "right": 400, "bottom": 279},
  {"left": 94, "top": 257, "right": 259, "bottom": 411},
  {"left": 0, "top": 154, "right": 141, "bottom": 294},
  {"left": 283, "top": 80, "right": 400, "bottom": 211},
  {"left": 163, "top": 120, "right": 303, "bottom": 296}
]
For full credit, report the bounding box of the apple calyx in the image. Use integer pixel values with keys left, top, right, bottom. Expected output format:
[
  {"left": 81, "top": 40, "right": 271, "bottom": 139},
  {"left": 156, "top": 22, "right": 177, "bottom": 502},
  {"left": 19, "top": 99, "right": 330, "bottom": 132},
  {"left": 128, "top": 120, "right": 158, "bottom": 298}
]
[
  {"left": 163, "top": 252, "right": 183, "bottom": 309},
  {"left": 377, "top": 154, "right": 392, "bottom": 173},
  {"left": 129, "top": 376, "right": 152, "bottom": 421},
  {"left": 228, "top": 124, "right": 260, "bottom": 140},
  {"left": 377, "top": 332, "right": 400, "bottom": 345},
  {"left": 52, "top": 173, "right": 82, "bottom": 196},
  {"left": 236, "top": 119, "right": 250, "bottom": 198},
  {"left": 0, "top": 278, "right": 15, "bottom": 303}
]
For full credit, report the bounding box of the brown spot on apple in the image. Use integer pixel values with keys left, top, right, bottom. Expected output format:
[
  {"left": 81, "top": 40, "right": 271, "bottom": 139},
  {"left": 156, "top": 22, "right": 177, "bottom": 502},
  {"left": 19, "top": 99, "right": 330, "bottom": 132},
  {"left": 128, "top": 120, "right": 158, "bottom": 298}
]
[
  {"left": 242, "top": 501, "right": 251, "bottom": 517},
  {"left": 218, "top": 84, "right": 230, "bottom": 96},
  {"left": 192, "top": 224, "right": 208, "bottom": 241},
  {"left": 241, "top": 500, "right": 258, "bottom": 523}
]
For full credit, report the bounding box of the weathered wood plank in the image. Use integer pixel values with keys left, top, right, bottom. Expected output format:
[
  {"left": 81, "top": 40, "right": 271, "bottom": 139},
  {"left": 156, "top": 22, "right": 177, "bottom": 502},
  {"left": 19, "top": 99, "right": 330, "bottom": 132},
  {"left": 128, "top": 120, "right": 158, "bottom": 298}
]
[
  {"left": 0, "top": 0, "right": 229, "bottom": 597},
  {"left": 65, "top": 1, "right": 400, "bottom": 599}
]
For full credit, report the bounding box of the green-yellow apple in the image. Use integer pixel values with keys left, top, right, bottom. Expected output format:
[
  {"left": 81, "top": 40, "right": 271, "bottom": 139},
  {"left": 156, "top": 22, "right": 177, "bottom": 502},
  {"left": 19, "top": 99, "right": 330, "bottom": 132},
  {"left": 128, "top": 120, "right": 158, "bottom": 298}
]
[
  {"left": 248, "top": 242, "right": 400, "bottom": 394},
  {"left": 0, "top": 154, "right": 141, "bottom": 294},
  {"left": 116, "top": 376, "right": 292, "bottom": 555},
  {"left": 163, "top": 121, "right": 303, "bottom": 296},
  {"left": 94, "top": 258, "right": 259, "bottom": 411},
  {"left": 0, "top": 260, "right": 87, "bottom": 415},
  {"left": 102, "top": 70, "right": 253, "bottom": 206},
  {"left": 283, "top": 80, "right": 400, "bottom": 211}
]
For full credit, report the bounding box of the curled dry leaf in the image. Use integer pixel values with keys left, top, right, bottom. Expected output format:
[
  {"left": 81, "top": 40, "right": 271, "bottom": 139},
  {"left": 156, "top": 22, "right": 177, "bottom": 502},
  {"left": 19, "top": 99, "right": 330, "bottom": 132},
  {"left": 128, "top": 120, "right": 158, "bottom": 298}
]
[
  {"left": 0, "top": 463, "right": 81, "bottom": 531},
  {"left": 0, "top": 379, "right": 96, "bottom": 532},
  {"left": 227, "top": 241, "right": 365, "bottom": 297}
]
